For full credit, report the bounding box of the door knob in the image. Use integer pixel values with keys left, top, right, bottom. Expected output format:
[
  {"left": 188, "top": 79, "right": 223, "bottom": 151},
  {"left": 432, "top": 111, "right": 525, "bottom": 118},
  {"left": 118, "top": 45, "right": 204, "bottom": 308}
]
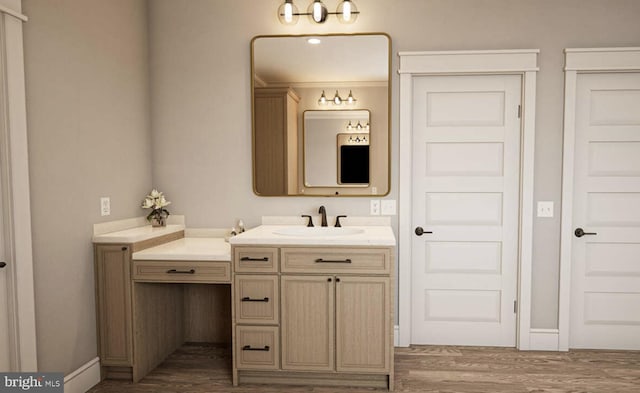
[
  {"left": 415, "top": 227, "right": 432, "bottom": 236},
  {"left": 574, "top": 228, "right": 597, "bottom": 238}
]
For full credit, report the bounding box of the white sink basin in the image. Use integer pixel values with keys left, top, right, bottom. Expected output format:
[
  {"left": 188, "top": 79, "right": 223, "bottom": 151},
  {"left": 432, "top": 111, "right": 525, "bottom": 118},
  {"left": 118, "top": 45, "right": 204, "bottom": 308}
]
[{"left": 273, "top": 227, "right": 365, "bottom": 237}]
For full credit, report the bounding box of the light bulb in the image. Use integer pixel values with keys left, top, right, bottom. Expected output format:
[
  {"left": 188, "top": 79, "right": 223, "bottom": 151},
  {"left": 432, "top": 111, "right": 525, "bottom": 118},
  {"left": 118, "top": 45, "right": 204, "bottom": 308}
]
[
  {"left": 318, "top": 90, "right": 328, "bottom": 105},
  {"left": 337, "top": 0, "right": 358, "bottom": 24},
  {"left": 346, "top": 90, "right": 356, "bottom": 104},
  {"left": 278, "top": 0, "right": 299, "bottom": 25},
  {"left": 308, "top": 0, "right": 328, "bottom": 23},
  {"left": 346, "top": 121, "right": 354, "bottom": 131},
  {"left": 333, "top": 90, "right": 342, "bottom": 105}
]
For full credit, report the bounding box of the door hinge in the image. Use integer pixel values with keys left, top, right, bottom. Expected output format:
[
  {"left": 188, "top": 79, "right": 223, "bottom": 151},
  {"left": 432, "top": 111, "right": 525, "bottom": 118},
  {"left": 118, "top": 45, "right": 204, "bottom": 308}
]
[
  {"left": 517, "top": 105, "right": 522, "bottom": 119},
  {"left": 513, "top": 300, "right": 518, "bottom": 314}
]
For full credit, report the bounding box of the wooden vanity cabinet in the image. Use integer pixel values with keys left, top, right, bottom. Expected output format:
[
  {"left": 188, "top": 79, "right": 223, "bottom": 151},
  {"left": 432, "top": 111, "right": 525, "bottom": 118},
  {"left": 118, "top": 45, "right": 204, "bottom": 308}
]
[
  {"left": 232, "top": 245, "right": 394, "bottom": 390},
  {"left": 253, "top": 87, "right": 300, "bottom": 196},
  {"left": 93, "top": 231, "right": 183, "bottom": 380}
]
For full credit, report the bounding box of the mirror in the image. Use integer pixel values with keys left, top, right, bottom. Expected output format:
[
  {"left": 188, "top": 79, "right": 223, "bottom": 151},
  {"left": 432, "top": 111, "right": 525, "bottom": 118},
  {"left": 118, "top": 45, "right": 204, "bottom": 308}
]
[
  {"left": 251, "top": 33, "right": 390, "bottom": 196},
  {"left": 304, "top": 110, "right": 370, "bottom": 187}
]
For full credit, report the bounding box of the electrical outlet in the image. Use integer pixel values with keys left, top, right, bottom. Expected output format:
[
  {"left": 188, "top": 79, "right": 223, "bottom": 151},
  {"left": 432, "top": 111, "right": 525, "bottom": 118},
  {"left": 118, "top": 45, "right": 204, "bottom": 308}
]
[
  {"left": 537, "top": 201, "right": 553, "bottom": 218},
  {"left": 381, "top": 199, "right": 396, "bottom": 215},
  {"left": 370, "top": 200, "right": 380, "bottom": 215},
  {"left": 100, "top": 197, "right": 111, "bottom": 216}
]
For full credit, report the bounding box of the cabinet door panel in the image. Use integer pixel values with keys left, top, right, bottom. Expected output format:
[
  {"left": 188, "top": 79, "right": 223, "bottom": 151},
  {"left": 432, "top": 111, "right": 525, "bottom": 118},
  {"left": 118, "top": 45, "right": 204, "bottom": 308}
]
[
  {"left": 281, "top": 276, "right": 334, "bottom": 371},
  {"left": 95, "top": 244, "right": 132, "bottom": 366},
  {"left": 336, "top": 276, "right": 390, "bottom": 372}
]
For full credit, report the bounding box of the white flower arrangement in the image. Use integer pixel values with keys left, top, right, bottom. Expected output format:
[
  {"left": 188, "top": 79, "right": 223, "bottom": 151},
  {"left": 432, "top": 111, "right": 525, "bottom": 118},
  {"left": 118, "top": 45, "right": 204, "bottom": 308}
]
[{"left": 142, "top": 189, "right": 171, "bottom": 225}]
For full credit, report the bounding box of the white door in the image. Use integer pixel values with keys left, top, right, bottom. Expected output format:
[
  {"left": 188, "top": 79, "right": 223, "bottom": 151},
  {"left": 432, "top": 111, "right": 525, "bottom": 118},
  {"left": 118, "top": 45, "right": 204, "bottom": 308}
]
[
  {"left": 411, "top": 75, "right": 521, "bottom": 346},
  {"left": 569, "top": 72, "right": 640, "bottom": 350}
]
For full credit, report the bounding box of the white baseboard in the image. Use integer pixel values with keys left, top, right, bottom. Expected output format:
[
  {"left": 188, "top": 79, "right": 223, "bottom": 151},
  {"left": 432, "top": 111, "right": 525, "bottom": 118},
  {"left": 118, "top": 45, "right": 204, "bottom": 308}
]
[
  {"left": 394, "top": 325, "right": 399, "bottom": 347},
  {"left": 64, "top": 357, "right": 100, "bottom": 393},
  {"left": 529, "top": 329, "right": 560, "bottom": 351}
]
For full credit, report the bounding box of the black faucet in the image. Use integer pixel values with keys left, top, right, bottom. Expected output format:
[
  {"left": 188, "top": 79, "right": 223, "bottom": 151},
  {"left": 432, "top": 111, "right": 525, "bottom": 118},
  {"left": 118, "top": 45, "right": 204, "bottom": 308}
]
[{"left": 319, "top": 205, "right": 328, "bottom": 227}]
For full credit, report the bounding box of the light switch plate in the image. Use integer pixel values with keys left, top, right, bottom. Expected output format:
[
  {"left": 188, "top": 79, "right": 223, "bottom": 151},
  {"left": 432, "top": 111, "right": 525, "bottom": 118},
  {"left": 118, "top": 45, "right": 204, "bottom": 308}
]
[
  {"left": 370, "top": 200, "right": 380, "bottom": 215},
  {"left": 381, "top": 199, "right": 396, "bottom": 215},
  {"left": 537, "top": 201, "right": 553, "bottom": 218},
  {"left": 100, "top": 197, "right": 111, "bottom": 216}
]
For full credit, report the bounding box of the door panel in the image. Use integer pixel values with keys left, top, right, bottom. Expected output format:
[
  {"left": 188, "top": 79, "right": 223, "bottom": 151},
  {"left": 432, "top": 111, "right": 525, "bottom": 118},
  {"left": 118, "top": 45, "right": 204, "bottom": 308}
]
[
  {"left": 336, "top": 276, "right": 389, "bottom": 372},
  {"left": 411, "top": 74, "right": 521, "bottom": 346},
  {"left": 570, "top": 72, "right": 640, "bottom": 350},
  {"left": 280, "top": 275, "right": 334, "bottom": 371}
]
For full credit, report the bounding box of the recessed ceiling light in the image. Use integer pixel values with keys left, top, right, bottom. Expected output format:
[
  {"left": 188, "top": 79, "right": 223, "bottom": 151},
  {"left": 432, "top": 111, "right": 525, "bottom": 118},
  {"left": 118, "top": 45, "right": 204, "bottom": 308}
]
[{"left": 307, "top": 38, "right": 322, "bottom": 45}]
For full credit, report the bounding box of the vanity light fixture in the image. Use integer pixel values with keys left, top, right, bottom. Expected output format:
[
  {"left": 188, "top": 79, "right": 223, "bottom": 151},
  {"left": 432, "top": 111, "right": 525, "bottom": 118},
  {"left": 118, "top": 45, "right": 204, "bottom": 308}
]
[
  {"left": 317, "top": 89, "right": 356, "bottom": 106},
  {"left": 278, "top": 0, "right": 359, "bottom": 25},
  {"left": 347, "top": 135, "right": 368, "bottom": 143}
]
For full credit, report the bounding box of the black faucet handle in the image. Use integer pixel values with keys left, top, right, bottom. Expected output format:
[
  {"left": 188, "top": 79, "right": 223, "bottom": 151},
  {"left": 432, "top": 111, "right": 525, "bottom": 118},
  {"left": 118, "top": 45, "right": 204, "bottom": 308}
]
[
  {"left": 335, "top": 215, "right": 347, "bottom": 227},
  {"left": 302, "top": 215, "right": 314, "bottom": 227}
]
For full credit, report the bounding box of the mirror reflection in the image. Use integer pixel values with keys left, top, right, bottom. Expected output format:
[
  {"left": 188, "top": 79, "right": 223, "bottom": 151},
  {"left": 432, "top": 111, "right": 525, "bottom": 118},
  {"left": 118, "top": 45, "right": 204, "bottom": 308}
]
[
  {"left": 251, "top": 33, "right": 390, "bottom": 196},
  {"left": 304, "top": 110, "right": 370, "bottom": 187}
]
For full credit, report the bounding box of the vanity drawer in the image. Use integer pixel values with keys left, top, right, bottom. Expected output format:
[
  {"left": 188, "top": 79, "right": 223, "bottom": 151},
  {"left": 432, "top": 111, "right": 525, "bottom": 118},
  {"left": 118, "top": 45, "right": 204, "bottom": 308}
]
[
  {"left": 235, "top": 275, "right": 279, "bottom": 324},
  {"left": 281, "top": 247, "right": 391, "bottom": 274},
  {"left": 236, "top": 326, "right": 280, "bottom": 370},
  {"left": 132, "top": 260, "right": 231, "bottom": 283},
  {"left": 234, "top": 247, "right": 279, "bottom": 273}
]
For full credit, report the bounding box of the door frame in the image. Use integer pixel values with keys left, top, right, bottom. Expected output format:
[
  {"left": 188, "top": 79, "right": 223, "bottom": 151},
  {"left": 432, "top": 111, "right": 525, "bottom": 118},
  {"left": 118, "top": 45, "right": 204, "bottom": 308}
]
[
  {"left": 0, "top": 8, "right": 38, "bottom": 370},
  {"left": 397, "top": 50, "right": 539, "bottom": 349},
  {"left": 558, "top": 47, "right": 640, "bottom": 351}
]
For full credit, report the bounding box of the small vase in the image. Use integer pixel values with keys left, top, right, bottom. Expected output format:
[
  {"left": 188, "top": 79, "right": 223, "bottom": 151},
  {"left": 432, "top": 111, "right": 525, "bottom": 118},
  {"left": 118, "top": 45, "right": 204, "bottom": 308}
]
[{"left": 150, "top": 216, "right": 166, "bottom": 227}]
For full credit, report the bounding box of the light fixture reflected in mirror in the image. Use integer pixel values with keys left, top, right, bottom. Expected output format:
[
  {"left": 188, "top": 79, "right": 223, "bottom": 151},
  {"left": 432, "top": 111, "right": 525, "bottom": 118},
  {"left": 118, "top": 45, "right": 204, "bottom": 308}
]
[
  {"left": 318, "top": 90, "right": 328, "bottom": 105},
  {"left": 333, "top": 90, "right": 342, "bottom": 105},
  {"left": 278, "top": 0, "right": 360, "bottom": 25},
  {"left": 317, "top": 90, "right": 357, "bottom": 106},
  {"left": 346, "top": 90, "right": 356, "bottom": 105}
]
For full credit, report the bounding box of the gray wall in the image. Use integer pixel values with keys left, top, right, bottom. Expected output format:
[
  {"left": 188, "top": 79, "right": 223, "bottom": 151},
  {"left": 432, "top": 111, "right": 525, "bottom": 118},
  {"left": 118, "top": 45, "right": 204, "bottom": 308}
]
[
  {"left": 19, "top": 0, "right": 640, "bottom": 377},
  {"left": 148, "top": 0, "right": 640, "bottom": 331},
  {"left": 22, "top": 0, "right": 152, "bottom": 373}
]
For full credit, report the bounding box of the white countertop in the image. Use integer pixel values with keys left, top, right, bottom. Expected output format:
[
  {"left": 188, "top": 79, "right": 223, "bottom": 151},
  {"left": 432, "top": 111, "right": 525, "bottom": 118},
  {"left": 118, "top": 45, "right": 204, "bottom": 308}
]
[
  {"left": 132, "top": 237, "right": 231, "bottom": 261},
  {"left": 228, "top": 225, "right": 396, "bottom": 247},
  {"left": 92, "top": 224, "right": 185, "bottom": 244}
]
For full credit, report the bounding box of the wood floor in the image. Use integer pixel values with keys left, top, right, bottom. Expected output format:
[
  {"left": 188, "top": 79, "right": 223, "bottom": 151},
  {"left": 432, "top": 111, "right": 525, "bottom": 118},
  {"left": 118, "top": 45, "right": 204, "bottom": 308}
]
[{"left": 89, "top": 344, "right": 640, "bottom": 393}]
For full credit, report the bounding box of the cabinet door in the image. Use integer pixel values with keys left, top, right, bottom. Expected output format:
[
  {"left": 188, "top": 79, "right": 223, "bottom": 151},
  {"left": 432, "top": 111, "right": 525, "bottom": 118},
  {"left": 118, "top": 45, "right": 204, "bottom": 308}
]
[
  {"left": 95, "top": 244, "right": 133, "bottom": 366},
  {"left": 336, "top": 276, "right": 390, "bottom": 372},
  {"left": 281, "top": 275, "right": 334, "bottom": 371}
]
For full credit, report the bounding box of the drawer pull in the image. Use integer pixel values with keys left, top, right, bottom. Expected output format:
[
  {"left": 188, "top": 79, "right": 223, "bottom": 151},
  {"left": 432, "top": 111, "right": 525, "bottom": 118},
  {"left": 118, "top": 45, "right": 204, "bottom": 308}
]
[
  {"left": 240, "top": 257, "right": 269, "bottom": 262},
  {"left": 241, "top": 297, "right": 269, "bottom": 302},
  {"left": 242, "top": 345, "right": 270, "bottom": 351},
  {"left": 166, "top": 269, "right": 196, "bottom": 274},
  {"left": 315, "top": 258, "right": 352, "bottom": 264}
]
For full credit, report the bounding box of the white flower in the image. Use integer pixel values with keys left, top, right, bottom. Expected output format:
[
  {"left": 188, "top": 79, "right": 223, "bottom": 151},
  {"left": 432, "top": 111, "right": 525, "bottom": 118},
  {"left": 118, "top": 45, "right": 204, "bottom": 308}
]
[{"left": 141, "top": 189, "right": 171, "bottom": 218}]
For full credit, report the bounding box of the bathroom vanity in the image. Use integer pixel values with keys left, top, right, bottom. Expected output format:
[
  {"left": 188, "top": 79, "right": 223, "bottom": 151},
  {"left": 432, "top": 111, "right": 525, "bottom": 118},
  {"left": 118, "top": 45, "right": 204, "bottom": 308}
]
[
  {"left": 92, "top": 223, "right": 232, "bottom": 382},
  {"left": 93, "top": 218, "right": 395, "bottom": 390},
  {"left": 229, "top": 224, "right": 396, "bottom": 390}
]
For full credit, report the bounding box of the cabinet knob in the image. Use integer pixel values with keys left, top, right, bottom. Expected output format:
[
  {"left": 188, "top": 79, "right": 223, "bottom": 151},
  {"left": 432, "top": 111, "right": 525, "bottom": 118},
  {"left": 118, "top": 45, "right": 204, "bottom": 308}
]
[
  {"left": 121, "top": 246, "right": 128, "bottom": 251},
  {"left": 327, "top": 278, "right": 332, "bottom": 282}
]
